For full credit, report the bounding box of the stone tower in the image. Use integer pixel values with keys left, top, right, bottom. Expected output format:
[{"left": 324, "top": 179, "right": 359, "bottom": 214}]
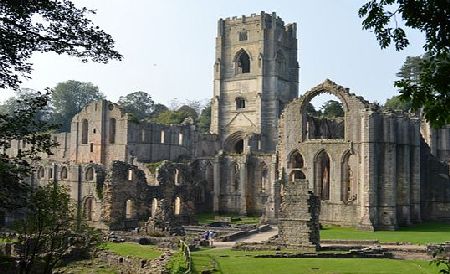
[{"left": 210, "top": 12, "right": 298, "bottom": 153}]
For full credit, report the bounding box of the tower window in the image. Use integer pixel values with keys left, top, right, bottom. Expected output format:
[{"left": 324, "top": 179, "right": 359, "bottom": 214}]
[
  {"left": 81, "top": 119, "right": 88, "bottom": 144},
  {"left": 236, "top": 50, "right": 250, "bottom": 74},
  {"left": 236, "top": 97, "right": 246, "bottom": 109},
  {"left": 239, "top": 31, "right": 248, "bottom": 41},
  {"left": 109, "top": 118, "right": 116, "bottom": 144}
]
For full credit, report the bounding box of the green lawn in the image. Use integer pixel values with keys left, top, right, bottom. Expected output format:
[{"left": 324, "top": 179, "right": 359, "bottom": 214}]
[
  {"left": 196, "top": 212, "right": 260, "bottom": 225},
  {"left": 321, "top": 222, "right": 450, "bottom": 245},
  {"left": 191, "top": 248, "right": 443, "bottom": 274},
  {"left": 104, "top": 242, "right": 162, "bottom": 260}
]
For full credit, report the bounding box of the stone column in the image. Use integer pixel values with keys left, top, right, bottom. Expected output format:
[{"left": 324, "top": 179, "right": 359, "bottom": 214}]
[
  {"left": 266, "top": 155, "right": 278, "bottom": 220},
  {"left": 410, "top": 119, "right": 421, "bottom": 222},
  {"left": 239, "top": 157, "right": 247, "bottom": 215},
  {"left": 213, "top": 157, "right": 221, "bottom": 213}
]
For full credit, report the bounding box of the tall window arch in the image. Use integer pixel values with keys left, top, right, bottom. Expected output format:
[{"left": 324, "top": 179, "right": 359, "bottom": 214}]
[
  {"left": 288, "top": 150, "right": 306, "bottom": 181},
  {"left": 81, "top": 119, "right": 88, "bottom": 144},
  {"left": 109, "top": 118, "right": 116, "bottom": 144},
  {"left": 235, "top": 49, "right": 250, "bottom": 74},
  {"left": 174, "top": 197, "right": 181, "bottom": 216},
  {"left": 85, "top": 197, "right": 94, "bottom": 221},
  {"left": 86, "top": 167, "right": 94, "bottom": 181},
  {"left": 61, "top": 166, "right": 68, "bottom": 180},
  {"left": 125, "top": 199, "right": 135, "bottom": 219},
  {"left": 37, "top": 166, "right": 45, "bottom": 179},
  {"left": 315, "top": 150, "right": 331, "bottom": 200}
]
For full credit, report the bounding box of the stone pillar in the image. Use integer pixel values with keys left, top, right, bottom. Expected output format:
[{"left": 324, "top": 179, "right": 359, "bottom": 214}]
[
  {"left": 239, "top": 158, "right": 247, "bottom": 215},
  {"left": 266, "top": 155, "right": 278, "bottom": 220},
  {"left": 381, "top": 116, "right": 398, "bottom": 230},
  {"left": 410, "top": 119, "right": 421, "bottom": 222},
  {"left": 213, "top": 157, "right": 221, "bottom": 213},
  {"left": 358, "top": 112, "right": 376, "bottom": 230}
]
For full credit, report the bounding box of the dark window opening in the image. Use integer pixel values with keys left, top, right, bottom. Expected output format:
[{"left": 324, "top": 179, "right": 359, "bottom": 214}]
[
  {"left": 290, "top": 170, "right": 306, "bottom": 181},
  {"left": 239, "top": 31, "right": 248, "bottom": 41},
  {"left": 61, "top": 166, "right": 68, "bottom": 180},
  {"left": 235, "top": 139, "right": 244, "bottom": 154},
  {"left": 81, "top": 119, "right": 88, "bottom": 144},
  {"left": 109, "top": 118, "right": 116, "bottom": 144},
  {"left": 236, "top": 97, "right": 246, "bottom": 109},
  {"left": 90, "top": 143, "right": 94, "bottom": 152},
  {"left": 237, "top": 51, "right": 250, "bottom": 73}
]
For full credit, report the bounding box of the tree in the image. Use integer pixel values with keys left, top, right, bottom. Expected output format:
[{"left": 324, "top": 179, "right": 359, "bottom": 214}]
[
  {"left": 359, "top": 0, "right": 450, "bottom": 127},
  {"left": 14, "top": 184, "right": 101, "bottom": 274},
  {"left": 0, "top": 0, "right": 122, "bottom": 90},
  {"left": 151, "top": 103, "right": 169, "bottom": 118},
  {"left": 0, "top": 88, "right": 52, "bottom": 122},
  {"left": 321, "top": 100, "right": 344, "bottom": 118},
  {"left": 305, "top": 102, "right": 321, "bottom": 117},
  {"left": 197, "top": 104, "right": 211, "bottom": 133},
  {"left": 118, "top": 91, "right": 154, "bottom": 120},
  {"left": 151, "top": 105, "right": 198, "bottom": 125},
  {"left": 0, "top": 0, "right": 120, "bottom": 221},
  {"left": 51, "top": 80, "right": 105, "bottom": 131},
  {"left": 384, "top": 95, "right": 412, "bottom": 112},
  {"left": 0, "top": 93, "right": 56, "bottom": 212}
]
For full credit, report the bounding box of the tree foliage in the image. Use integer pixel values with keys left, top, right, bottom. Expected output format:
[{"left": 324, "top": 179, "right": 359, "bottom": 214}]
[
  {"left": 359, "top": 0, "right": 450, "bottom": 127},
  {"left": 0, "top": 88, "right": 52, "bottom": 122},
  {"left": 384, "top": 95, "right": 412, "bottom": 112},
  {"left": 0, "top": 92, "right": 56, "bottom": 211},
  {"left": 51, "top": 80, "right": 105, "bottom": 131},
  {"left": 14, "top": 184, "right": 101, "bottom": 273},
  {"left": 152, "top": 105, "right": 198, "bottom": 125},
  {"left": 197, "top": 104, "right": 211, "bottom": 133},
  {"left": 321, "top": 100, "right": 344, "bottom": 118},
  {"left": 0, "top": 0, "right": 122, "bottom": 90},
  {"left": 118, "top": 91, "right": 154, "bottom": 120}
]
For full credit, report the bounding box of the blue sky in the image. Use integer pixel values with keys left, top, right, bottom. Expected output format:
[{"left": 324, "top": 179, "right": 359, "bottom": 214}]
[{"left": 1, "top": 0, "right": 425, "bottom": 108}]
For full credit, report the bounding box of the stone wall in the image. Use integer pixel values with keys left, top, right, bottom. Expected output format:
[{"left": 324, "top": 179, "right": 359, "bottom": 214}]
[{"left": 278, "top": 179, "right": 319, "bottom": 249}]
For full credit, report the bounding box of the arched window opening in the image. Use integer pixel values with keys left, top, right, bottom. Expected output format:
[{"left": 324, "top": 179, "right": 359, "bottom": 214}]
[
  {"left": 261, "top": 166, "right": 268, "bottom": 192},
  {"left": 288, "top": 151, "right": 304, "bottom": 169},
  {"left": 276, "top": 51, "right": 287, "bottom": 75},
  {"left": 86, "top": 167, "right": 94, "bottom": 181},
  {"left": 174, "top": 169, "right": 181, "bottom": 186},
  {"left": 315, "top": 151, "right": 331, "bottom": 200},
  {"left": 109, "top": 118, "right": 116, "bottom": 144},
  {"left": 85, "top": 197, "right": 94, "bottom": 221},
  {"left": 178, "top": 133, "right": 183, "bottom": 145},
  {"left": 236, "top": 97, "right": 246, "bottom": 109},
  {"left": 195, "top": 186, "right": 206, "bottom": 203},
  {"left": 234, "top": 139, "right": 244, "bottom": 154},
  {"left": 81, "top": 119, "right": 88, "bottom": 144},
  {"left": 236, "top": 50, "right": 250, "bottom": 74},
  {"left": 160, "top": 130, "right": 165, "bottom": 144},
  {"left": 232, "top": 163, "right": 240, "bottom": 192},
  {"left": 125, "top": 199, "right": 135, "bottom": 219},
  {"left": 290, "top": 170, "right": 306, "bottom": 181},
  {"left": 127, "top": 169, "right": 133, "bottom": 181},
  {"left": 342, "top": 154, "right": 356, "bottom": 202},
  {"left": 38, "top": 167, "right": 45, "bottom": 179},
  {"left": 305, "top": 94, "right": 345, "bottom": 139},
  {"left": 61, "top": 166, "right": 68, "bottom": 180},
  {"left": 174, "top": 197, "right": 181, "bottom": 216},
  {"left": 151, "top": 198, "right": 158, "bottom": 217},
  {"left": 48, "top": 167, "right": 53, "bottom": 179}
]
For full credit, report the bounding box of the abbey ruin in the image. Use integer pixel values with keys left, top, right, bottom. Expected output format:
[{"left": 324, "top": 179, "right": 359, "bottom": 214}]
[{"left": 4, "top": 12, "right": 450, "bottom": 231}]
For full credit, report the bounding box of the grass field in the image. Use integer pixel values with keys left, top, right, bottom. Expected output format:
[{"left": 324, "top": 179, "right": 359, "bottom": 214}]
[
  {"left": 321, "top": 222, "right": 450, "bottom": 244},
  {"left": 104, "top": 242, "right": 162, "bottom": 260},
  {"left": 196, "top": 212, "right": 260, "bottom": 225},
  {"left": 190, "top": 248, "right": 443, "bottom": 274}
]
